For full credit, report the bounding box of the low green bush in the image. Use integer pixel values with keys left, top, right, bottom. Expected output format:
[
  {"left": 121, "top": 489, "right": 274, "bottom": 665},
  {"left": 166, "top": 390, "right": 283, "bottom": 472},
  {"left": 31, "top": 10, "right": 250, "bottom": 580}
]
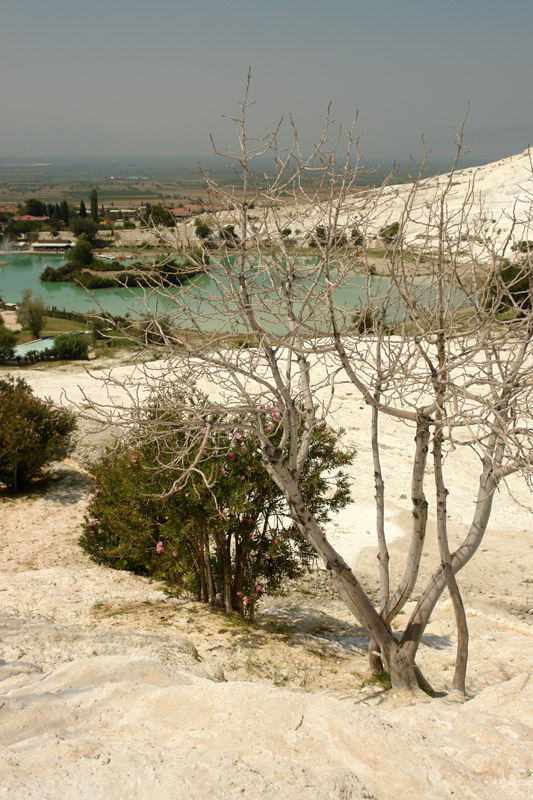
[
  {"left": 494, "top": 260, "right": 532, "bottom": 313},
  {"left": 0, "top": 323, "right": 17, "bottom": 360},
  {"left": 0, "top": 376, "right": 76, "bottom": 491},
  {"left": 379, "top": 221, "right": 400, "bottom": 243},
  {"left": 53, "top": 333, "right": 90, "bottom": 360}
]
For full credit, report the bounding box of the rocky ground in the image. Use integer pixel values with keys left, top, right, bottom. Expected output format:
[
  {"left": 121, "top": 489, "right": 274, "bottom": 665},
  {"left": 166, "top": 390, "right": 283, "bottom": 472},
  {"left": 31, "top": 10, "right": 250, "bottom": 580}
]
[
  {"left": 0, "top": 361, "right": 532, "bottom": 798},
  {"left": 0, "top": 470, "right": 532, "bottom": 799}
]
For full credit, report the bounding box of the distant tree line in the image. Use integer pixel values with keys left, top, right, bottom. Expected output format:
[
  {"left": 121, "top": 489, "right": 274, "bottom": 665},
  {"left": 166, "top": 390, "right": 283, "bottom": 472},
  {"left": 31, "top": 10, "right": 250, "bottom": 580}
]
[{"left": 1, "top": 190, "right": 103, "bottom": 239}]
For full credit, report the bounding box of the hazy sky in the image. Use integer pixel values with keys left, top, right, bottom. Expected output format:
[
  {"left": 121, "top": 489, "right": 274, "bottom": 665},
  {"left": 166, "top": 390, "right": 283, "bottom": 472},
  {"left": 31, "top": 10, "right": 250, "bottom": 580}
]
[{"left": 1, "top": 0, "right": 532, "bottom": 163}]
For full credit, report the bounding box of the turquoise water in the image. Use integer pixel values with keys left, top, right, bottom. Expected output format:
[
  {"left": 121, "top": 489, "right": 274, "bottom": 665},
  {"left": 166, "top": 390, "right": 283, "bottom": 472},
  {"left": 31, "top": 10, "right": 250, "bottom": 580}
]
[
  {"left": 0, "top": 253, "right": 156, "bottom": 318},
  {"left": 0, "top": 252, "right": 448, "bottom": 333},
  {"left": 14, "top": 337, "right": 56, "bottom": 357}
]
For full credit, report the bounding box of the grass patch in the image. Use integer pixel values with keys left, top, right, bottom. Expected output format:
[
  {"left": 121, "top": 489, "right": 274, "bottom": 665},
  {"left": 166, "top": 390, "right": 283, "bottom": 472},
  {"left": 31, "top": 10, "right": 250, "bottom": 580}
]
[
  {"left": 360, "top": 669, "right": 391, "bottom": 690},
  {"left": 42, "top": 317, "right": 87, "bottom": 334},
  {"left": 297, "top": 587, "right": 317, "bottom": 597},
  {"left": 15, "top": 316, "right": 86, "bottom": 344},
  {"left": 14, "top": 330, "right": 35, "bottom": 345},
  {"left": 221, "top": 614, "right": 252, "bottom": 629},
  {"left": 245, "top": 657, "right": 262, "bottom": 674},
  {"left": 94, "top": 335, "right": 140, "bottom": 350}
]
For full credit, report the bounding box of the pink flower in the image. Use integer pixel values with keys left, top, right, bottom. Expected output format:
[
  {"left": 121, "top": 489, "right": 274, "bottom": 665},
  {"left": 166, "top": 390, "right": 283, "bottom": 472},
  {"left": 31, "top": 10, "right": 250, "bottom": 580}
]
[
  {"left": 271, "top": 413, "right": 280, "bottom": 421},
  {"left": 265, "top": 423, "right": 273, "bottom": 432},
  {"left": 275, "top": 402, "right": 280, "bottom": 409},
  {"left": 234, "top": 432, "right": 243, "bottom": 440},
  {"left": 236, "top": 591, "right": 242, "bottom": 596},
  {"left": 240, "top": 476, "right": 245, "bottom": 481},
  {"left": 94, "top": 489, "right": 99, "bottom": 496},
  {"left": 256, "top": 585, "right": 263, "bottom": 592},
  {"left": 156, "top": 541, "right": 164, "bottom": 554},
  {"left": 228, "top": 452, "right": 235, "bottom": 460},
  {"left": 243, "top": 596, "right": 249, "bottom": 604},
  {"left": 172, "top": 551, "right": 177, "bottom": 557}
]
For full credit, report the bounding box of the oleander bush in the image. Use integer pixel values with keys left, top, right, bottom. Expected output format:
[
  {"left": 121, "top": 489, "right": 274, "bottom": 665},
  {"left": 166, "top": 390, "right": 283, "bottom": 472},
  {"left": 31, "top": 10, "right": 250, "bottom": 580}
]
[{"left": 80, "top": 395, "right": 354, "bottom": 618}]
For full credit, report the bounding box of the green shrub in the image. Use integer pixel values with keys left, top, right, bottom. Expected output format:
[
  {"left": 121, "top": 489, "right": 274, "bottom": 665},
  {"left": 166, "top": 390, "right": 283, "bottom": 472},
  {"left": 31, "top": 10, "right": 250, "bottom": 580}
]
[
  {"left": 70, "top": 217, "right": 99, "bottom": 243},
  {"left": 310, "top": 225, "right": 347, "bottom": 248},
  {"left": 220, "top": 225, "right": 239, "bottom": 246},
  {"left": 67, "top": 234, "right": 94, "bottom": 267},
  {"left": 136, "top": 314, "right": 174, "bottom": 345},
  {"left": 352, "top": 310, "right": 375, "bottom": 334},
  {"left": 88, "top": 315, "right": 110, "bottom": 344},
  {"left": 194, "top": 220, "right": 212, "bottom": 239},
  {"left": 488, "top": 259, "right": 532, "bottom": 314},
  {"left": 80, "top": 396, "right": 354, "bottom": 618},
  {"left": 379, "top": 221, "right": 400, "bottom": 244},
  {"left": 16, "top": 289, "right": 45, "bottom": 338},
  {"left": 53, "top": 333, "right": 90, "bottom": 360},
  {"left": 510, "top": 240, "right": 533, "bottom": 253},
  {"left": 0, "top": 376, "right": 76, "bottom": 491},
  {"left": 351, "top": 227, "right": 364, "bottom": 246},
  {"left": 142, "top": 204, "right": 175, "bottom": 228},
  {"left": 0, "top": 324, "right": 17, "bottom": 360}
]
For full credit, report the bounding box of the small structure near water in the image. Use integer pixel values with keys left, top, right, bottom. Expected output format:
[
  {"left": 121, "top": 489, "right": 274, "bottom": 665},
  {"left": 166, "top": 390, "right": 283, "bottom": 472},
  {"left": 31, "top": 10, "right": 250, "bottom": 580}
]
[{"left": 30, "top": 240, "right": 72, "bottom": 253}]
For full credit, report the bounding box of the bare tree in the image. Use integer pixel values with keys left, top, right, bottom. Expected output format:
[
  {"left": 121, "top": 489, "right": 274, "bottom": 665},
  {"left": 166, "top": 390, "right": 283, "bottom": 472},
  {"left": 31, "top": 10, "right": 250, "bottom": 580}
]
[{"left": 87, "top": 77, "right": 533, "bottom": 695}]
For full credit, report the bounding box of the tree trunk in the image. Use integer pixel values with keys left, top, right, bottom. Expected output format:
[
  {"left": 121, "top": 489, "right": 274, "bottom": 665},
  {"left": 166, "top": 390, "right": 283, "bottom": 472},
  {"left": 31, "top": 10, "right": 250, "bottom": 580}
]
[
  {"left": 401, "top": 465, "right": 498, "bottom": 663},
  {"left": 371, "top": 404, "right": 389, "bottom": 611},
  {"left": 368, "top": 636, "right": 384, "bottom": 674},
  {"left": 223, "top": 531, "right": 233, "bottom": 615},
  {"left": 199, "top": 562, "right": 207, "bottom": 603},
  {"left": 383, "top": 415, "right": 430, "bottom": 623},
  {"left": 434, "top": 416, "right": 468, "bottom": 696},
  {"left": 205, "top": 547, "right": 216, "bottom": 605},
  {"left": 381, "top": 642, "right": 420, "bottom": 692},
  {"left": 268, "top": 459, "right": 419, "bottom": 690},
  {"left": 232, "top": 537, "right": 244, "bottom": 614}
]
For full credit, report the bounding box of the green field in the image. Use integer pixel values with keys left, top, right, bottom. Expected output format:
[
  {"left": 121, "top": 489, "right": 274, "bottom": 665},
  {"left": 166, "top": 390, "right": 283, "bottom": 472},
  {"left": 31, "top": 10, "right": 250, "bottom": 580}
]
[{"left": 15, "top": 316, "right": 87, "bottom": 344}]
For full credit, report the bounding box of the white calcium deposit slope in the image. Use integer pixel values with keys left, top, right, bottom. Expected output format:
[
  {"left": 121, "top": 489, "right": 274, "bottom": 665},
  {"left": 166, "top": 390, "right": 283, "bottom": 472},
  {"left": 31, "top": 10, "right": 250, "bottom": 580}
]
[{"left": 287, "top": 147, "right": 533, "bottom": 256}]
